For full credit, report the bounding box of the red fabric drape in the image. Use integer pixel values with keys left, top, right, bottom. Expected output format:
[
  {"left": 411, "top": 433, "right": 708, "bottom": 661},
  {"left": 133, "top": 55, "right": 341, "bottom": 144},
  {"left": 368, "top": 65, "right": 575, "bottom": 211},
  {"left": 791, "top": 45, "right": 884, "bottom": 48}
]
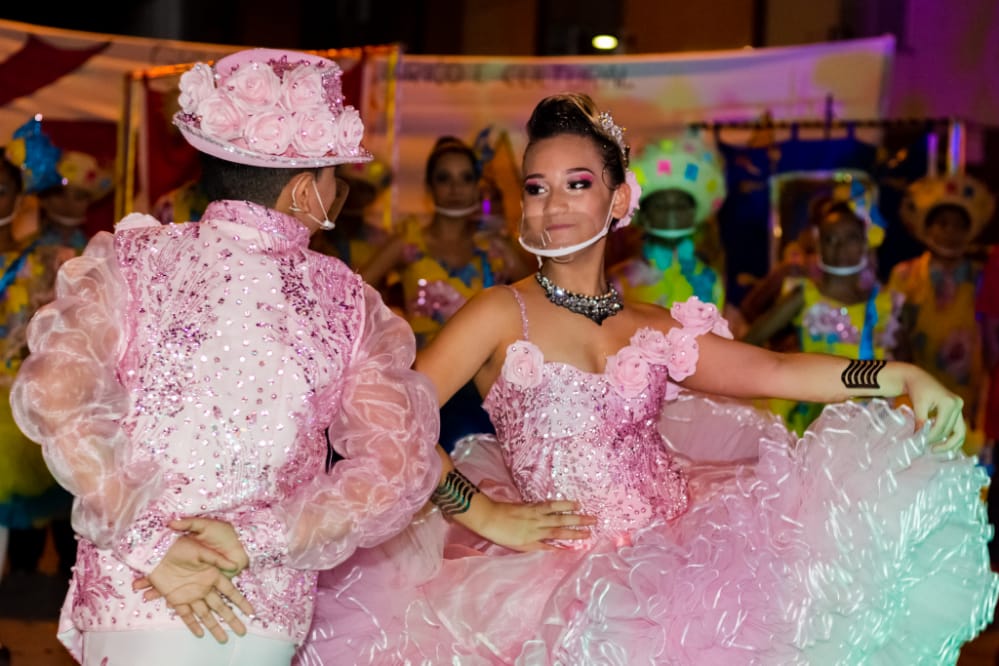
[{"left": 0, "top": 34, "right": 109, "bottom": 107}]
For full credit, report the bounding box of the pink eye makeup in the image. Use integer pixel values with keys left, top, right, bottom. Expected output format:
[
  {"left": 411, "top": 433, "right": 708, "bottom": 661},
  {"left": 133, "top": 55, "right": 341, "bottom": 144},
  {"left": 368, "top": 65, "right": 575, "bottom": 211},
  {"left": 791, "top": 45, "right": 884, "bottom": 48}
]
[{"left": 523, "top": 178, "right": 548, "bottom": 195}]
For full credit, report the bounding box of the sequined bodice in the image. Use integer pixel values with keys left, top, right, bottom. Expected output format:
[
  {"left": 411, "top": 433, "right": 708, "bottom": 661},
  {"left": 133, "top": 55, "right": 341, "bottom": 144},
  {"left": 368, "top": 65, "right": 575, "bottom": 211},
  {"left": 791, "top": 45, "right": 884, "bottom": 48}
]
[{"left": 482, "top": 339, "right": 689, "bottom": 543}]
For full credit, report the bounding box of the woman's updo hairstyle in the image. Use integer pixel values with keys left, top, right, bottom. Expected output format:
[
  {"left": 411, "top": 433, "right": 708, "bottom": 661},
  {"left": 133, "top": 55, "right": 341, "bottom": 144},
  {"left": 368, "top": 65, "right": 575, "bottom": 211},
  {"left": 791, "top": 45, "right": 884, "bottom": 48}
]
[
  {"left": 524, "top": 93, "right": 628, "bottom": 189},
  {"left": 424, "top": 135, "right": 481, "bottom": 188}
]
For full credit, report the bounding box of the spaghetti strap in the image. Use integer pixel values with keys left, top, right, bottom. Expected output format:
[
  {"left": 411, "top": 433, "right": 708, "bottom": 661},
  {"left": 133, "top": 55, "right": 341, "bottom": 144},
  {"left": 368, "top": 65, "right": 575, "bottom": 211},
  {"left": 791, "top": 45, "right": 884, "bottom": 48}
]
[{"left": 505, "top": 286, "right": 530, "bottom": 341}]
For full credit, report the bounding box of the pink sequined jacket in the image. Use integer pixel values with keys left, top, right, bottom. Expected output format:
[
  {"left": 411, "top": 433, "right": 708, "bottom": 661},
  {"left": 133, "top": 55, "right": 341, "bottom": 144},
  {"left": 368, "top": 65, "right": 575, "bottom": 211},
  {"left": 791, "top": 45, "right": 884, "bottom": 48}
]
[{"left": 10, "top": 200, "right": 441, "bottom": 658}]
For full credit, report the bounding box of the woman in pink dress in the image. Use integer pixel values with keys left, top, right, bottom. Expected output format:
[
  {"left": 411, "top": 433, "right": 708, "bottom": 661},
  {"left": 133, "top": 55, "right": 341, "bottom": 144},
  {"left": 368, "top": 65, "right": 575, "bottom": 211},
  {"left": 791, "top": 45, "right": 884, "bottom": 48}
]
[
  {"left": 10, "top": 48, "right": 441, "bottom": 665},
  {"left": 297, "top": 93, "right": 997, "bottom": 665}
]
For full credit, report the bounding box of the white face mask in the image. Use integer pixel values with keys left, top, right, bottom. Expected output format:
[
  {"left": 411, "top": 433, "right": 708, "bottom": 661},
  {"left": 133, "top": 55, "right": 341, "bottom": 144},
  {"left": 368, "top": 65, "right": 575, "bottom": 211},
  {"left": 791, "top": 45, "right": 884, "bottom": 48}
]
[
  {"left": 47, "top": 212, "right": 88, "bottom": 227},
  {"left": 291, "top": 177, "right": 335, "bottom": 231},
  {"left": 644, "top": 226, "right": 696, "bottom": 240},
  {"left": 434, "top": 203, "right": 481, "bottom": 218},
  {"left": 924, "top": 239, "right": 966, "bottom": 260},
  {"left": 518, "top": 203, "right": 615, "bottom": 260},
  {"left": 816, "top": 254, "right": 868, "bottom": 276}
]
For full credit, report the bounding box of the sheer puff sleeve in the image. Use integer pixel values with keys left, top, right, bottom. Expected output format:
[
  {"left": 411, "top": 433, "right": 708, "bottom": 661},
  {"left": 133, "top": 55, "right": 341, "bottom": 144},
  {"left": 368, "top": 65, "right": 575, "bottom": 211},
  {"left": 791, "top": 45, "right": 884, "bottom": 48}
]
[
  {"left": 9, "top": 230, "right": 165, "bottom": 563},
  {"left": 230, "top": 283, "right": 442, "bottom": 571}
]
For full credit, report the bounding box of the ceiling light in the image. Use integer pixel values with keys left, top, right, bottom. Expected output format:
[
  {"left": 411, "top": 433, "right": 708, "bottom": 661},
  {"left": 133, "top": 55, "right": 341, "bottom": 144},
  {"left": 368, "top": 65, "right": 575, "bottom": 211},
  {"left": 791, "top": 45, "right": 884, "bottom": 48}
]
[{"left": 591, "top": 35, "right": 619, "bottom": 51}]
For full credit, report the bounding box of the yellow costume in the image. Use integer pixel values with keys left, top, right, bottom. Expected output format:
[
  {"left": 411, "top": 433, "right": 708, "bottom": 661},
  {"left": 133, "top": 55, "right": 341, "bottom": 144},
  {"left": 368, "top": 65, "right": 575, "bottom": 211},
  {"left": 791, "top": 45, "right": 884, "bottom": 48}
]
[
  {"left": 773, "top": 278, "right": 901, "bottom": 435},
  {"left": 399, "top": 218, "right": 505, "bottom": 347}
]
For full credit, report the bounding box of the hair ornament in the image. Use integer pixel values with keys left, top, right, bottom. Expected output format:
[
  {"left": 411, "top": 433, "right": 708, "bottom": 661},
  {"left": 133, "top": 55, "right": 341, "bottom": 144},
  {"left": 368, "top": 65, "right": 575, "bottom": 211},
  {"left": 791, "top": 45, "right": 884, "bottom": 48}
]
[{"left": 597, "top": 111, "right": 628, "bottom": 164}]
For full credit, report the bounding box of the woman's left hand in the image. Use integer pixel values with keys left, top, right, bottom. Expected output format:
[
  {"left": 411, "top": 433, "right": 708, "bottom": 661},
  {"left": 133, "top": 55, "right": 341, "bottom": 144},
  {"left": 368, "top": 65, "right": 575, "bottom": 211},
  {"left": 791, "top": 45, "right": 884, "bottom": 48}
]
[{"left": 904, "top": 366, "right": 966, "bottom": 453}]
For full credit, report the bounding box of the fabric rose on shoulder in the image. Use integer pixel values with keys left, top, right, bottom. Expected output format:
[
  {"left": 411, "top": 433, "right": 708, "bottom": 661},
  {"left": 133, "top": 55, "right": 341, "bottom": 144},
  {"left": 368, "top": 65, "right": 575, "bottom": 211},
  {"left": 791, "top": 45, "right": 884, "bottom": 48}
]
[
  {"left": 502, "top": 342, "right": 544, "bottom": 389},
  {"left": 664, "top": 328, "right": 698, "bottom": 382},
  {"left": 605, "top": 346, "right": 650, "bottom": 399},
  {"left": 670, "top": 296, "right": 733, "bottom": 339},
  {"left": 630, "top": 328, "right": 671, "bottom": 365}
]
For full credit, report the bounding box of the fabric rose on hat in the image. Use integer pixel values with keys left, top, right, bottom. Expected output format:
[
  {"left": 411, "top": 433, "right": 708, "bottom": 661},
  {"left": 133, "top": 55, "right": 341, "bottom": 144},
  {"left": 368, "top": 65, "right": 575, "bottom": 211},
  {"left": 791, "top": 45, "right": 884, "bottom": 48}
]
[
  {"left": 224, "top": 63, "right": 283, "bottom": 113},
  {"left": 196, "top": 94, "right": 244, "bottom": 141},
  {"left": 293, "top": 109, "right": 338, "bottom": 157},
  {"left": 173, "top": 50, "right": 373, "bottom": 166},
  {"left": 178, "top": 63, "right": 216, "bottom": 115},
  {"left": 502, "top": 342, "right": 544, "bottom": 389},
  {"left": 606, "top": 345, "right": 650, "bottom": 399},
  {"left": 243, "top": 111, "right": 295, "bottom": 156},
  {"left": 334, "top": 107, "right": 365, "bottom": 154},
  {"left": 282, "top": 65, "right": 328, "bottom": 112}
]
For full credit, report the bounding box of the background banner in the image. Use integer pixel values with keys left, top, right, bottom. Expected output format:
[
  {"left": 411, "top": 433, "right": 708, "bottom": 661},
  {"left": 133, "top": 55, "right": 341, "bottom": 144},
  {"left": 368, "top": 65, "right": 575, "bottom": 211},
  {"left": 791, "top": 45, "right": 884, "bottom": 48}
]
[
  {"left": 0, "top": 20, "right": 894, "bottom": 233},
  {"left": 366, "top": 35, "right": 895, "bottom": 224}
]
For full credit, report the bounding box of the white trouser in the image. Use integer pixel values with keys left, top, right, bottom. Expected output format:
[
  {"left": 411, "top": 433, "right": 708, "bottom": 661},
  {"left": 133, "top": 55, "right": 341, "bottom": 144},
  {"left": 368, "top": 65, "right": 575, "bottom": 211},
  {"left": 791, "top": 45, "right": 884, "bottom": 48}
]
[{"left": 81, "top": 629, "right": 297, "bottom": 666}]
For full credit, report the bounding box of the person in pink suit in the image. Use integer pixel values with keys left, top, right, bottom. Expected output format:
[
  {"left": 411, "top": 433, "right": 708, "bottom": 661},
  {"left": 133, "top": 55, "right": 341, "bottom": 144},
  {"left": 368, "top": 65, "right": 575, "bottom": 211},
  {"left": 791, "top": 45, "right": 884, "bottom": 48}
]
[
  {"left": 297, "top": 93, "right": 997, "bottom": 665},
  {"left": 9, "top": 48, "right": 440, "bottom": 666}
]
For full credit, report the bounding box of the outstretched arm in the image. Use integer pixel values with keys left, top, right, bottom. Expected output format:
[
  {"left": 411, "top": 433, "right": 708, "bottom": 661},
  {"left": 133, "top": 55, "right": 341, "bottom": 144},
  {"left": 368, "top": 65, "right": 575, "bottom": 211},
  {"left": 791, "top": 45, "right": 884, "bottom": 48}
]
[{"left": 684, "top": 333, "right": 964, "bottom": 450}]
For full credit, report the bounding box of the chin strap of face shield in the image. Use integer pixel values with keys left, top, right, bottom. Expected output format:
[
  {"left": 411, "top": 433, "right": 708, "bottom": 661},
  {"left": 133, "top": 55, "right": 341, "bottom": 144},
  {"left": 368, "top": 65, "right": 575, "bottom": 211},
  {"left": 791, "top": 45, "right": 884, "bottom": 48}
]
[{"left": 518, "top": 205, "right": 615, "bottom": 259}]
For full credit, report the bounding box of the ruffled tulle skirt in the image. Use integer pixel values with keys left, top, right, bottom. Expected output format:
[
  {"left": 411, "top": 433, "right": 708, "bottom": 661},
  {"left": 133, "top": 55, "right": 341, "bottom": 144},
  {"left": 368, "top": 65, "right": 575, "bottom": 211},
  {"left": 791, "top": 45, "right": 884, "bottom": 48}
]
[{"left": 296, "top": 396, "right": 999, "bottom": 665}]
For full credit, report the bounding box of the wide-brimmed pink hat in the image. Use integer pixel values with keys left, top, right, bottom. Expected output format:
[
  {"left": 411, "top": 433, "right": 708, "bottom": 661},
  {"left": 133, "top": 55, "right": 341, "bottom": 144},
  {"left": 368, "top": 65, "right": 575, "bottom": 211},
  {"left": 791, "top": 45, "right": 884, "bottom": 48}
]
[{"left": 173, "top": 48, "right": 372, "bottom": 168}]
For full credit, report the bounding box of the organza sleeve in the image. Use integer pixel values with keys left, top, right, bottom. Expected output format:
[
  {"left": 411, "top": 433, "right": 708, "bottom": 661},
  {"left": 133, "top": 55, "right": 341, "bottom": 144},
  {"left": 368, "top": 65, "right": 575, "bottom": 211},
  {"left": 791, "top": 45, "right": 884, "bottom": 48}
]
[
  {"left": 229, "top": 283, "right": 442, "bottom": 570},
  {"left": 9, "top": 229, "right": 170, "bottom": 569}
]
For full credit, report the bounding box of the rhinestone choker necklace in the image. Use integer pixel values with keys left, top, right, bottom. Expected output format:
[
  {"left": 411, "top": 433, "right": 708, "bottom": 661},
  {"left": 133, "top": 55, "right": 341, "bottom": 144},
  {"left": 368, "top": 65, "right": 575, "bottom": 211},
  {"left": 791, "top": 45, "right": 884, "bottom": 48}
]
[{"left": 535, "top": 272, "right": 623, "bottom": 325}]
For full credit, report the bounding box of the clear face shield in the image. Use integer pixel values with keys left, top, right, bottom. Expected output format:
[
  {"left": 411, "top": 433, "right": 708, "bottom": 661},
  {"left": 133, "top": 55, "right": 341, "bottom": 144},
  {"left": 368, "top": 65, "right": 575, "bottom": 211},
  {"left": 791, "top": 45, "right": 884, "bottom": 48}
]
[
  {"left": 517, "top": 205, "right": 615, "bottom": 260},
  {"left": 638, "top": 189, "right": 697, "bottom": 240}
]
